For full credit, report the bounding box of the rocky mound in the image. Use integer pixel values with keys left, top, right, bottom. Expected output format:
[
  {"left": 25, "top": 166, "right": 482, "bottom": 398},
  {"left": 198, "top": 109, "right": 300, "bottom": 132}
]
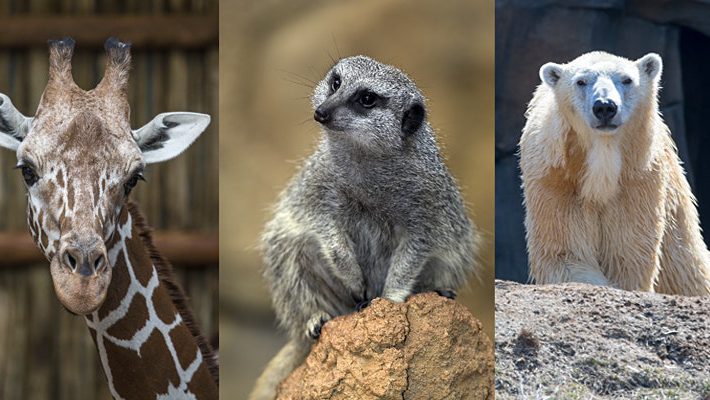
[
  {"left": 495, "top": 280, "right": 710, "bottom": 399},
  {"left": 278, "top": 292, "right": 494, "bottom": 399}
]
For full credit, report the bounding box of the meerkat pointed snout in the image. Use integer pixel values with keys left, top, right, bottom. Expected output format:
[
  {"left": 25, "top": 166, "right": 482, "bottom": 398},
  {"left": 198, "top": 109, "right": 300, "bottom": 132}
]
[
  {"left": 313, "top": 103, "right": 331, "bottom": 123},
  {"left": 251, "top": 55, "right": 480, "bottom": 400}
]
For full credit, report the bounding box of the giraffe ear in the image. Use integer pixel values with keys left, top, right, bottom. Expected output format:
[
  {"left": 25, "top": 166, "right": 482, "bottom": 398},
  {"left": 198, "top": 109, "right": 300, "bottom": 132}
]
[
  {"left": 0, "top": 93, "right": 33, "bottom": 151},
  {"left": 132, "top": 112, "right": 210, "bottom": 164}
]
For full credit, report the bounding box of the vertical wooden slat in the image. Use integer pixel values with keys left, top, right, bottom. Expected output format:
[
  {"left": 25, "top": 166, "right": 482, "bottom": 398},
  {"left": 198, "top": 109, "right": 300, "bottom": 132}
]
[
  {"left": 26, "top": 266, "right": 51, "bottom": 400},
  {"left": 206, "top": 47, "right": 219, "bottom": 229},
  {"left": 4, "top": 273, "right": 27, "bottom": 399},
  {"left": 0, "top": 50, "right": 12, "bottom": 228},
  {"left": 164, "top": 49, "right": 190, "bottom": 229},
  {"left": 0, "top": 274, "right": 10, "bottom": 396}
]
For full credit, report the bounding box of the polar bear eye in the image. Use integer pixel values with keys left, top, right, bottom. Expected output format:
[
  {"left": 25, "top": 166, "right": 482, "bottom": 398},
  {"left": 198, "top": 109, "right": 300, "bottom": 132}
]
[
  {"left": 576, "top": 80, "right": 586, "bottom": 87},
  {"left": 622, "top": 77, "right": 633, "bottom": 85}
]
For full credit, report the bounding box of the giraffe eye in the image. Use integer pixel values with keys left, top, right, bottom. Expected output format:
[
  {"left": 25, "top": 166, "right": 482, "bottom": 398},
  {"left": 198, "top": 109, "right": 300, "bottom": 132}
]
[
  {"left": 124, "top": 171, "right": 145, "bottom": 195},
  {"left": 17, "top": 165, "right": 39, "bottom": 186}
]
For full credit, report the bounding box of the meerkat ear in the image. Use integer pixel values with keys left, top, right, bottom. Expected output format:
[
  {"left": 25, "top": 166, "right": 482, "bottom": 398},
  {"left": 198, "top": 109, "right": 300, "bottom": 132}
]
[
  {"left": 0, "top": 93, "right": 33, "bottom": 151},
  {"left": 401, "top": 102, "right": 425, "bottom": 136},
  {"left": 133, "top": 112, "right": 210, "bottom": 164},
  {"left": 540, "top": 63, "right": 563, "bottom": 87},
  {"left": 636, "top": 53, "right": 663, "bottom": 81}
]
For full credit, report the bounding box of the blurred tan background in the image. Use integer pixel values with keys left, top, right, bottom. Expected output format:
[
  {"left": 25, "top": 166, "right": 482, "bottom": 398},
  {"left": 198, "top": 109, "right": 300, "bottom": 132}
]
[{"left": 220, "top": 0, "right": 494, "bottom": 397}]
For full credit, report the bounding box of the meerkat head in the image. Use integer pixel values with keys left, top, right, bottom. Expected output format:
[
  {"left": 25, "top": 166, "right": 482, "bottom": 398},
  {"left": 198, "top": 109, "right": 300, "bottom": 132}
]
[{"left": 312, "top": 56, "right": 427, "bottom": 154}]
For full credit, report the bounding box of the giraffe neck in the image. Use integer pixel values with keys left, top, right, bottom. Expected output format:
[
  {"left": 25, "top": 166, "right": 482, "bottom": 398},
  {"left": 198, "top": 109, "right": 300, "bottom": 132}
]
[{"left": 84, "top": 203, "right": 218, "bottom": 400}]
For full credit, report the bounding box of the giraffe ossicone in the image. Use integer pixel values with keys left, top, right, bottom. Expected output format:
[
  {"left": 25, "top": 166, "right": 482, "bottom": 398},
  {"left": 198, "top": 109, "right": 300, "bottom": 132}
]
[{"left": 0, "top": 37, "right": 218, "bottom": 399}]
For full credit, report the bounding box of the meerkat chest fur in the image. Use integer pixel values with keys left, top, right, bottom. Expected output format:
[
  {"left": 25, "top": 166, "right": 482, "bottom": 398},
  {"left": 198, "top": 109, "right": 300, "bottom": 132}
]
[
  {"left": 320, "top": 139, "right": 433, "bottom": 295},
  {"left": 340, "top": 198, "right": 404, "bottom": 295}
]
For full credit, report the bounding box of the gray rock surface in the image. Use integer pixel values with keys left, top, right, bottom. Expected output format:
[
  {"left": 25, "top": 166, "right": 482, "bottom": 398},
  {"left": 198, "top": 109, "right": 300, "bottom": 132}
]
[{"left": 495, "top": 280, "right": 710, "bottom": 399}]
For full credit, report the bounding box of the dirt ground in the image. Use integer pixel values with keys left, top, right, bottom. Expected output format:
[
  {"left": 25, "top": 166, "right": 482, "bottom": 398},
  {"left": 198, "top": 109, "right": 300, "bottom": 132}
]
[{"left": 495, "top": 280, "right": 710, "bottom": 399}]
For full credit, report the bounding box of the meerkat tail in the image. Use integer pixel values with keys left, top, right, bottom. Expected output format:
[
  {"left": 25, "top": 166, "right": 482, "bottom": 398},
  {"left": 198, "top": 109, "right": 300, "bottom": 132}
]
[{"left": 249, "top": 340, "right": 310, "bottom": 400}]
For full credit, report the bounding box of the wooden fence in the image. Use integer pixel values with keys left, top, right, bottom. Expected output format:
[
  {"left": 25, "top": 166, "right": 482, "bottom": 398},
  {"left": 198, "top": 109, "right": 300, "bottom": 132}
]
[{"left": 0, "top": 1, "right": 218, "bottom": 398}]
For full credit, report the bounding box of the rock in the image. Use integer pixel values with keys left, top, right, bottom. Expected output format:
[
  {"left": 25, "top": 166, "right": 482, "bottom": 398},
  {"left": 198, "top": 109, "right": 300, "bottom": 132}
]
[
  {"left": 495, "top": 280, "right": 710, "bottom": 399},
  {"left": 277, "top": 292, "right": 494, "bottom": 399}
]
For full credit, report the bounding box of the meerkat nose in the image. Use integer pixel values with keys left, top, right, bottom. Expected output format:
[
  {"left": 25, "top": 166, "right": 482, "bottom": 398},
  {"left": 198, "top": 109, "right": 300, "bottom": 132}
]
[{"left": 314, "top": 107, "right": 331, "bottom": 124}]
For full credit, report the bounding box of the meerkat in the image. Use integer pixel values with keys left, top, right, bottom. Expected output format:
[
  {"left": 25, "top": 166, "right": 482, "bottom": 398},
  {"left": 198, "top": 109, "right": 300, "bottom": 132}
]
[{"left": 249, "top": 55, "right": 479, "bottom": 399}]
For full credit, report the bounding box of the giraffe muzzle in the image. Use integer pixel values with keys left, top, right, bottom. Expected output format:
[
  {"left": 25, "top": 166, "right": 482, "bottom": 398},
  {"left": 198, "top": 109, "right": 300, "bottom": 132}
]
[{"left": 50, "top": 241, "right": 111, "bottom": 315}]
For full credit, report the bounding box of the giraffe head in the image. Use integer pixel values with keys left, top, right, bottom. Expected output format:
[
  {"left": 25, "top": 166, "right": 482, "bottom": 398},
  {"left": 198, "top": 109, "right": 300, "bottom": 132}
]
[{"left": 0, "top": 38, "right": 210, "bottom": 315}]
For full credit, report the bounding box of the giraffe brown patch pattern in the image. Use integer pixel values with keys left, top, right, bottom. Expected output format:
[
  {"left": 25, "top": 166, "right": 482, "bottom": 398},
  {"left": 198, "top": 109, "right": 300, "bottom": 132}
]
[
  {"left": 102, "top": 330, "right": 181, "bottom": 400},
  {"left": 86, "top": 205, "right": 218, "bottom": 399},
  {"left": 105, "top": 290, "right": 149, "bottom": 341},
  {"left": 129, "top": 203, "right": 220, "bottom": 385},
  {"left": 169, "top": 325, "right": 203, "bottom": 377}
]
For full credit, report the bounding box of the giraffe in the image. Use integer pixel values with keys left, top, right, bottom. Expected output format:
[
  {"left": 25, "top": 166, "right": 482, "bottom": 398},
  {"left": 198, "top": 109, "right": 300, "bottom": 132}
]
[{"left": 0, "top": 37, "right": 218, "bottom": 399}]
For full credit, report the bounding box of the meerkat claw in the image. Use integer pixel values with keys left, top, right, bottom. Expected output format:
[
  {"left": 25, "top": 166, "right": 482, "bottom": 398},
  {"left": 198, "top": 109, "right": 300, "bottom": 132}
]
[
  {"left": 306, "top": 313, "right": 330, "bottom": 340},
  {"left": 435, "top": 289, "right": 457, "bottom": 300},
  {"left": 356, "top": 300, "right": 371, "bottom": 311}
]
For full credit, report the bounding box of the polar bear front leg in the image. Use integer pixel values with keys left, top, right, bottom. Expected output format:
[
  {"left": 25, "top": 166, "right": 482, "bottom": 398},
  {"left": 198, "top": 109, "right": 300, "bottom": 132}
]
[
  {"left": 529, "top": 253, "right": 610, "bottom": 287},
  {"left": 523, "top": 178, "right": 608, "bottom": 286},
  {"left": 598, "top": 171, "right": 665, "bottom": 292},
  {"left": 565, "top": 263, "right": 611, "bottom": 286},
  {"left": 657, "top": 166, "right": 710, "bottom": 296}
]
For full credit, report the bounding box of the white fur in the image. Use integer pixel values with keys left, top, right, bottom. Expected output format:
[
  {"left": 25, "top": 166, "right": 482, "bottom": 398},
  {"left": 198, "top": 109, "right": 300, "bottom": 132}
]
[
  {"left": 132, "top": 112, "right": 211, "bottom": 164},
  {"left": 581, "top": 136, "right": 622, "bottom": 203},
  {"left": 0, "top": 93, "right": 32, "bottom": 151}
]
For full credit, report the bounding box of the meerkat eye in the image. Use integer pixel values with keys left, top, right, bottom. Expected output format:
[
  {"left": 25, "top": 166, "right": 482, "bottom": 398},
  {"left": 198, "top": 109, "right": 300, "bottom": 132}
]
[
  {"left": 359, "top": 91, "right": 379, "bottom": 108},
  {"left": 622, "top": 77, "right": 633, "bottom": 85},
  {"left": 330, "top": 74, "right": 341, "bottom": 93},
  {"left": 576, "top": 80, "right": 587, "bottom": 87},
  {"left": 124, "top": 170, "right": 145, "bottom": 195},
  {"left": 17, "top": 164, "right": 39, "bottom": 186}
]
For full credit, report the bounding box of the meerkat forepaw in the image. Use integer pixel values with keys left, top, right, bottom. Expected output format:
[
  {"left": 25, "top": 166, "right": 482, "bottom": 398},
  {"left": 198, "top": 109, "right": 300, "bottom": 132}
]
[
  {"left": 306, "top": 312, "right": 331, "bottom": 340},
  {"left": 435, "top": 289, "right": 457, "bottom": 300},
  {"left": 356, "top": 300, "right": 371, "bottom": 311},
  {"left": 382, "top": 289, "right": 410, "bottom": 303}
]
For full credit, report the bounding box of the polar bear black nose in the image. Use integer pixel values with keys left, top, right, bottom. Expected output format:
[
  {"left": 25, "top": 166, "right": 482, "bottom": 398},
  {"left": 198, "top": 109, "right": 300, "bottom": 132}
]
[{"left": 593, "top": 99, "right": 618, "bottom": 121}]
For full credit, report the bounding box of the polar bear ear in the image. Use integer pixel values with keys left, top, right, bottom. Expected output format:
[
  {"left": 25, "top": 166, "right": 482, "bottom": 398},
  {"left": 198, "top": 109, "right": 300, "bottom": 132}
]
[
  {"left": 539, "top": 63, "right": 563, "bottom": 87},
  {"left": 636, "top": 53, "right": 663, "bottom": 81}
]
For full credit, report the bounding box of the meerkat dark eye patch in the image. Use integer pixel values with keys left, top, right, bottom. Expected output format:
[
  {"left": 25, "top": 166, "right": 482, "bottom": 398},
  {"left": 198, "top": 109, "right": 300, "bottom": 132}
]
[
  {"left": 358, "top": 90, "right": 379, "bottom": 108},
  {"left": 402, "top": 102, "right": 425, "bottom": 136},
  {"left": 348, "top": 89, "right": 386, "bottom": 115}
]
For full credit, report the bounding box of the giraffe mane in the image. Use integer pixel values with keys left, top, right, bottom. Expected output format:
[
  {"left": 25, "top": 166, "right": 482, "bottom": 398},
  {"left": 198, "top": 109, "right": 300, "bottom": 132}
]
[{"left": 125, "top": 201, "right": 220, "bottom": 385}]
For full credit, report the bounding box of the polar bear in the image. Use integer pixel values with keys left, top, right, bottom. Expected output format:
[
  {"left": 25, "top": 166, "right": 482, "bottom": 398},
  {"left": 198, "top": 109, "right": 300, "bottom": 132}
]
[{"left": 519, "top": 51, "right": 710, "bottom": 296}]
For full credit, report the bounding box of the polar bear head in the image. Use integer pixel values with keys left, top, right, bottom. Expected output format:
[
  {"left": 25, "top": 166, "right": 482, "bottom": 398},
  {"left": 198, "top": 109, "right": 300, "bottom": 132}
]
[{"left": 539, "top": 51, "right": 662, "bottom": 135}]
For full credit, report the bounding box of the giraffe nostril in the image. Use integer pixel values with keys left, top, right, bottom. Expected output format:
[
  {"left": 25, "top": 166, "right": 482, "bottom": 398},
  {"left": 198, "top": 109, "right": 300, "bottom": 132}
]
[
  {"left": 94, "top": 254, "right": 105, "bottom": 272},
  {"left": 66, "top": 252, "right": 77, "bottom": 270}
]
